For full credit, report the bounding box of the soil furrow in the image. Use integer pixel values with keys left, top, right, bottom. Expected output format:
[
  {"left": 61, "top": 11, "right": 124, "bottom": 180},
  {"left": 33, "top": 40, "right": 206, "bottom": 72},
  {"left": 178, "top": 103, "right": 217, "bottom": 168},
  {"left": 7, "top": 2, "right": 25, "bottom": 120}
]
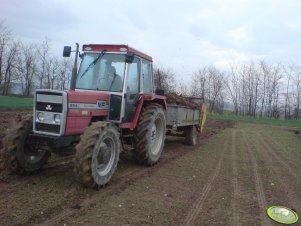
[
  {"left": 243, "top": 132, "right": 271, "bottom": 226},
  {"left": 34, "top": 167, "right": 151, "bottom": 226},
  {"left": 253, "top": 132, "right": 301, "bottom": 213},
  {"left": 258, "top": 132, "right": 300, "bottom": 180},
  {"left": 231, "top": 130, "right": 239, "bottom": 226},
  {"left": 182, "top": 138, "right": 227, "bottom": 226}
]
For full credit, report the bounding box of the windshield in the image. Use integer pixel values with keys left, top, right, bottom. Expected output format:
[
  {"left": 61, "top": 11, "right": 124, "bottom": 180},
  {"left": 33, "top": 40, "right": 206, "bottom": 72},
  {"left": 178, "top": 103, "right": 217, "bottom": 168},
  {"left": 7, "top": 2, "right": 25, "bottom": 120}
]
[{"left": 76, "top": 53, "right": 126, "bottom": 92}]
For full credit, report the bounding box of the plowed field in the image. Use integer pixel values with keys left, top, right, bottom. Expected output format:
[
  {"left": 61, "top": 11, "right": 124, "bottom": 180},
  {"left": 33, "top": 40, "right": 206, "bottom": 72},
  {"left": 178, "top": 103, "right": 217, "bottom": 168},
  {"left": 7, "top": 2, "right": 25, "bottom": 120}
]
[{"left": 0, "top": 109, "right": 300, "bottom": 225}]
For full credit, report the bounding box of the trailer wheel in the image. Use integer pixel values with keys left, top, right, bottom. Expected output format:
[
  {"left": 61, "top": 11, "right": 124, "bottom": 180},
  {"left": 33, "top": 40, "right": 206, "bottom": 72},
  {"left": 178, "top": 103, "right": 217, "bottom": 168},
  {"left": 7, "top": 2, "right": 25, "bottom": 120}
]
[
  {"left": 74, "top": 122, "right": 121, "bottom": 188},
  {"left": 185, "top": 126, "right": 198, "bottom": 146},
  {"left": 133, "top": 104, "right": 166, "bottom": 165},
  {"left": 1, "top": 114, "right": 50, "bottom": 174}
]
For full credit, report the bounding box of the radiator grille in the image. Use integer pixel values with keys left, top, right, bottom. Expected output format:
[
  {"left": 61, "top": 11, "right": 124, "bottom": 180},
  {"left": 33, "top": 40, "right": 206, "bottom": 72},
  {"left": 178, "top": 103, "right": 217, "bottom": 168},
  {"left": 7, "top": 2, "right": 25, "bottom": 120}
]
[{"left": 35, "top": 123, "right": 60, "bottom": 133}]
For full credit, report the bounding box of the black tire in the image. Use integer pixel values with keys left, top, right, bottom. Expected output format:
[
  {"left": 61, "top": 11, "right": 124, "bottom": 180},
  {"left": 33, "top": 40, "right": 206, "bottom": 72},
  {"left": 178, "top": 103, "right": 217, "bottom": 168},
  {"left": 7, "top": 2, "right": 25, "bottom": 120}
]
[
  {"left": 133, "top": 104, "right": 166, "bottom": 165},
  {"left": 74, "top": 122, "right": 121, "bottom": 188},
  {"left": 1, "top": 114, "right": 50, "bottom": 174},
  {"left": 185, "top": 126, "right": 198, "bottom": 146}
]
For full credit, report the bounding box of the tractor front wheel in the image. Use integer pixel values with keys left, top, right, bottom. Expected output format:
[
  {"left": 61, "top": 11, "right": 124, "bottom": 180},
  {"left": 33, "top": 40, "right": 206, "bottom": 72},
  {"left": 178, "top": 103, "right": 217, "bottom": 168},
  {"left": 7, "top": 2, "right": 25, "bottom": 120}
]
[{"left": 74, "top": 122, "right": 121, "bottom": 188}]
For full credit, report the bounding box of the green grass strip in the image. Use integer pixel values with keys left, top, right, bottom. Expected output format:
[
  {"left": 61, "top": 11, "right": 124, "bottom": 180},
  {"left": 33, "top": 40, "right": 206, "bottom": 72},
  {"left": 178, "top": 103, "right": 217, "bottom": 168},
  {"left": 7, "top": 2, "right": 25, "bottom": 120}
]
[
  {"left": 208, "top": 114, "right": 301, "bottom": 127},
  {"left": 0, "top": 96, "right": 33, "bottom": 108}
]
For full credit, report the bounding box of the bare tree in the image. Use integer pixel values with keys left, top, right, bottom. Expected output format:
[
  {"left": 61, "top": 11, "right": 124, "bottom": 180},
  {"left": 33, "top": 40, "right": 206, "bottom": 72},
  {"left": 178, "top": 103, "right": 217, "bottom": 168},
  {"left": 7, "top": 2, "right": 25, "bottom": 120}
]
[
  {"left": 36, "top": 38, "right": 50, "bottom": 89},
  {"left": 257, "top": 61, "right": 283, "bottom": 118},
  {"left": 17, "top": 44, "right": 37, "bottom": 96},
  {"left": 177, "top": 82, "right": 189, "bottom": 96},
  {"left": 282, "top": 65, "right": 294, "bottom": 119},
  {"left": 44, "top": 57, "right": 60, "bottom": 89},
  {"left": 191, "top": 66, "right": 224, "bottom": 113},
  {"left": 268, "top": 64, "right": 282, "bottom": 118},
  {"left": 153, "top": 66, "right": 177, "bottom": 93},
  {"left": 191, "top": 67, "right": 207, "bottom": 101},
  {"left": 239, "top": 63, "right": 261, "bottom": 117},
  {"left": 2, "top": 41, "right": 19, "bottom": 95},
  {"left": 259, "top": 60, "right": 269, "bottom": 117},
  {"left": 225, "top": 64, "right": 240, "bottom": 115},
  {"left": 207, "top": 66, "right": 224, "bottom": 113},
  {"left": 0, "top": 21, "right": 12, "bottom": 89},
  {"left": 291, "top": 65, "right": 301, "bottom": 120},
  {"left": 57, "top": 58, "right": 72, "bottom": 90}
]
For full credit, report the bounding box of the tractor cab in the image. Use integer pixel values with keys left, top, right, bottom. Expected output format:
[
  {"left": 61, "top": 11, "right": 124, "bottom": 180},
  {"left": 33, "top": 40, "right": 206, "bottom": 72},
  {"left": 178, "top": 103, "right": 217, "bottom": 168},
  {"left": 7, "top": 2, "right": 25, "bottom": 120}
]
[{"left": 66, "top": 44, "right": 156, "bottom": 125}]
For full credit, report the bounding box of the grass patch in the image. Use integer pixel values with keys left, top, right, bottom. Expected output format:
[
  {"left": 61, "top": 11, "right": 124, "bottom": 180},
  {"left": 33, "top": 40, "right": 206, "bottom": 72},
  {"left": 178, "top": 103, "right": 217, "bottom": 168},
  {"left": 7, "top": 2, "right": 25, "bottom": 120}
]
[
  {"left": 209, "top": 114, "right": 301, "bottom": 127},
  {"left": 0, "top": 95, "right": 33, "bottom": 108}
]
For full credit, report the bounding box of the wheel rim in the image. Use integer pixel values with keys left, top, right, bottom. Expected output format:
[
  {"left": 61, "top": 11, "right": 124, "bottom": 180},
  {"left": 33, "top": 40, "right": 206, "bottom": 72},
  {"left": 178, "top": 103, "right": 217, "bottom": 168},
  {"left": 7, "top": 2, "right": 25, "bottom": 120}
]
[
  {"left": 23, "top": 141, "right": 47, "bottom": 164},
  {"left": 150, "top": 116, "right": 164, "bottom": 155},
  {"left": 96, "top": 136, "right": 115, "bottom": 177}
]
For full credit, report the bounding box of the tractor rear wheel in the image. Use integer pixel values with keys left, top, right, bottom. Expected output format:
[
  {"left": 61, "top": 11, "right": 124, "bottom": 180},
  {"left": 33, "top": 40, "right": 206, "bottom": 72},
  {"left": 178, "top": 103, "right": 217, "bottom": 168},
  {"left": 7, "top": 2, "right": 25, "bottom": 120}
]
[
  {"left": 185, "top": 125, "right": 198, "bottom": 146},
  {"left": 74, "top": 122, "right": 121, "bottom": 188},
  {"left": 1, "top": 114, "right": 50, "bottom": 174},
  {"left": 133, "top": 104, "right": 166, "bottom": 165}
]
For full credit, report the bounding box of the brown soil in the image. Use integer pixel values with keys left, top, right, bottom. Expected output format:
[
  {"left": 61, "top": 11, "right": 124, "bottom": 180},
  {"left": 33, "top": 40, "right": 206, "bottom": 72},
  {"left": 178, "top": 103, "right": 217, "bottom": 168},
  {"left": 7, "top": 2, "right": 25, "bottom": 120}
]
[
  {"left": 166, "top": 93, "right": 199, "bottom": 109},
  {"left": 1, "top": 109, "right": 301, "bottom": 226}
]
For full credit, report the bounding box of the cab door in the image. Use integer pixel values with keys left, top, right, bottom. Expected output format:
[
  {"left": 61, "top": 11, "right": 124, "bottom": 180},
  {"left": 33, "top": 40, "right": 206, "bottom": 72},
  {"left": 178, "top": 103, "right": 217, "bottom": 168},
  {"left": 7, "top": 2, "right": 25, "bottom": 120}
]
[
  {"left": 141, "top": 59, "right": 154, "bottom": 94},
  {"left": 123, "top": 57, "right": 141, "bottom": 122}
]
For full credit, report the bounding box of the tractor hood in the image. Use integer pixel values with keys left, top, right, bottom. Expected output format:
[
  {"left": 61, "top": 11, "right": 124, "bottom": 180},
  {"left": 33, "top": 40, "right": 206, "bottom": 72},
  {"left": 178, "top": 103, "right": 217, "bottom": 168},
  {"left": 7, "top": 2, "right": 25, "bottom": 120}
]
[
  {"left": 67, "top": 90, "right": 110, "bottom": 112},
  {"left": 65, "top": 90, "right": 110, "bottom": 135}
]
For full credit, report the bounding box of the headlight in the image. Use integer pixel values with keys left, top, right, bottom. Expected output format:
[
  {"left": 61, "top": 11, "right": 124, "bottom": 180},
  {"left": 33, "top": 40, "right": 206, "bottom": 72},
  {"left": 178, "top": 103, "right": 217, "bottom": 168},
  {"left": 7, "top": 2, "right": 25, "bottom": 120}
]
[
  {"left": 37, "top": 112, "right": 44, "bottom": 121},
  {"left": 54, "top": 114, "right": 61, "bottom": 124}
]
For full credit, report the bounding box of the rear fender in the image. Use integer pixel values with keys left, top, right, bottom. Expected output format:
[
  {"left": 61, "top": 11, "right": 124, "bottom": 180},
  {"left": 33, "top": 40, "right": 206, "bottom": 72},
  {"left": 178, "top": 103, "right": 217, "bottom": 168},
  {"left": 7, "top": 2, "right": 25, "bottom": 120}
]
[
  {"left": 120, "top": 94, "right": 166, "bottom": 129},
  {"left": 143, "top": 98, "right": 167, "bottom": 110}
]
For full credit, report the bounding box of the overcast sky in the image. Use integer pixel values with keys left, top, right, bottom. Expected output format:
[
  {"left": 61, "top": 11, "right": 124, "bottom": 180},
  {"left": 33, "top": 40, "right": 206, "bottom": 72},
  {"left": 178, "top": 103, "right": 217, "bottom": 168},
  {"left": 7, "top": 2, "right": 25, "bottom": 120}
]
[{"left": 1, "top": 0, "right": 301, "bottom": 82}]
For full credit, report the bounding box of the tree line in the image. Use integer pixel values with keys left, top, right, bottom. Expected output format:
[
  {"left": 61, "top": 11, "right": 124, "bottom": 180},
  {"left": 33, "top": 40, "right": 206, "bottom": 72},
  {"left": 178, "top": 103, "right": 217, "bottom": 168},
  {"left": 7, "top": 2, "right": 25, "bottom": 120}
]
[
  {"left": 155, "top": 61, "right": 301, "bottom": 120},
  {"left": 0, "top": 22, "right": 73, "bottom": 96},
  {"left": 226, "top": 61, "right": 301, "bottom": 120}
]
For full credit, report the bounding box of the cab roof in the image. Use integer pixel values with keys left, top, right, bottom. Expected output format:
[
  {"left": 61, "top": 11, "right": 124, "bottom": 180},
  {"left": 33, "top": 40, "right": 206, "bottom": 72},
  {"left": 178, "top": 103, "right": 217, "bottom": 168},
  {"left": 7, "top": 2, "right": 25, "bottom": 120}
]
[{"left": 82, "top": 44, "right": 152, "bottom": 62}]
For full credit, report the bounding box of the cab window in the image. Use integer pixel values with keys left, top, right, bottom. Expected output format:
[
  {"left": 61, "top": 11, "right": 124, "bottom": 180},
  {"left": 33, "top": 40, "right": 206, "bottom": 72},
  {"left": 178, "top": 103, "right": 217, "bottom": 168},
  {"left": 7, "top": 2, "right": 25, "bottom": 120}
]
[
  {"left": 127, "top": 57, "right": 140, "bottom": 92},
  {"left": 142, "top": 60, "right": 153, "bottom": 93}
]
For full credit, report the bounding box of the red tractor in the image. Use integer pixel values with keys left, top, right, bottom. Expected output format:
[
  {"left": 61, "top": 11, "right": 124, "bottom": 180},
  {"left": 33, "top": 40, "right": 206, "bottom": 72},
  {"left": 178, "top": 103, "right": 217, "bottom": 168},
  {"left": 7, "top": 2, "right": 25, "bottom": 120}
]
[
  {"left": 3, "top": 44, "right": 168, "bottom": 187},
  {"left": 2, "top": 44, "right": 205, "bottom": 188}
]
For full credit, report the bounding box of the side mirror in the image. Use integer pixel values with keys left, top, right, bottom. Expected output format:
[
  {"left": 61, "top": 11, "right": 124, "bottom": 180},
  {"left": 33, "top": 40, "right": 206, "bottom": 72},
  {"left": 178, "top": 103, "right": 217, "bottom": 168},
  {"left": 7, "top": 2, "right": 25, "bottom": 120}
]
[
  {"left": 125, "top": 52, "right": 135, "bottom": 63},
  {"left": 63, "top": 46, "right": 71, "bottom": 57}
]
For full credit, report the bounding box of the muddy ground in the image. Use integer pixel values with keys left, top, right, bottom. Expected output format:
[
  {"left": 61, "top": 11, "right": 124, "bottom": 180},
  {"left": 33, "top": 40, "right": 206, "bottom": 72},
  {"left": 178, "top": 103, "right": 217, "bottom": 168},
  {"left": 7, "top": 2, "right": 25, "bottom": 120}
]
[{"left": 0, "top": 109, "right": 301, "bottom": 226}]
